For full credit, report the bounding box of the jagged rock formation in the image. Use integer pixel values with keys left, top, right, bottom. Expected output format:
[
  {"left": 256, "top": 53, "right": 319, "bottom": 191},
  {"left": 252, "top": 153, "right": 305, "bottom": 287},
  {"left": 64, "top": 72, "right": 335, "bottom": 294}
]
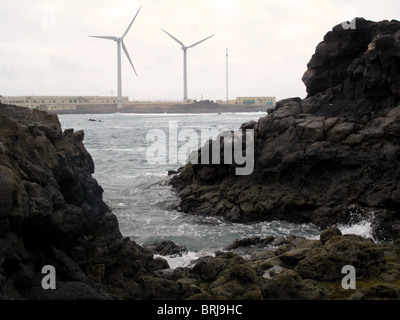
[
  {"left": 0, "top": 103, "right": 156, "bottom": 299},
  {"left": 170, "top": 18, "right": 400, "bottom": 241}
]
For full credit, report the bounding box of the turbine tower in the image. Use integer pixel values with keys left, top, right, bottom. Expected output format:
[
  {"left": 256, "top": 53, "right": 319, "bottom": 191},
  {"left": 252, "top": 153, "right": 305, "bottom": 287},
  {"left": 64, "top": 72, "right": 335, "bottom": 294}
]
[
  {"left": 226, "top": 48, "right": 229, "bottom": 104},
  {"left": 162, "top": 29, "right": 214, "bottom": 101},
  {"left": 90, "top": 6, "right": 141, "bottom": 108}
]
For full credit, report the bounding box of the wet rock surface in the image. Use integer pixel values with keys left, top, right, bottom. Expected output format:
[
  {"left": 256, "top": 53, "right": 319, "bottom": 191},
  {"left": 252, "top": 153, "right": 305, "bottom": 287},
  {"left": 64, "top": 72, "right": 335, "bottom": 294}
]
[{"left": 145, "top": 240, "right": 188, "bottom": 256}]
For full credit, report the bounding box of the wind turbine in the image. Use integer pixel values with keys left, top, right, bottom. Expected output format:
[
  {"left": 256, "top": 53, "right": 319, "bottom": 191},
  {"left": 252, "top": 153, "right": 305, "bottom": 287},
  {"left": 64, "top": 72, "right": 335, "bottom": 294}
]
[
  {"left": 162, "top": 29, "right": 214, "bottom": 101},
  {"left": 89, "top": 6, "right": 141, "bottom": 108}
]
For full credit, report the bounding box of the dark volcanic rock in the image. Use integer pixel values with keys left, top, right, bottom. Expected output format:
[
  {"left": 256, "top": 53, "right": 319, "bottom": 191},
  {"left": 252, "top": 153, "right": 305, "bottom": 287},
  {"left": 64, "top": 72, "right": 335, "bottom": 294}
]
[
  {"left": 320, "top": 227, "right": 343, "bottom": 245},
  {"left": 170, "top": 18, "right": 400, "bottom": 241},
  {"left": 295, "top": 234, "right": 385, "bottom": 281},
  {"left": 0, "top": 104, "right": 156, "bottom": 299},
  {"left": 159, "top": 233, "right": 400, "bottom": 300},
  {"left": 145, "top": 240, "right": 188, "bottom": 256}
]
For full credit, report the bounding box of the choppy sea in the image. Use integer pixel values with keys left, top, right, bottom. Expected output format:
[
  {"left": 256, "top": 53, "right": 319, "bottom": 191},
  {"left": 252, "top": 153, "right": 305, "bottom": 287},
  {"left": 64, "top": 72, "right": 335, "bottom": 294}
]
[{"left": 58, "top": 112, "right": 374, "bottom": 268}]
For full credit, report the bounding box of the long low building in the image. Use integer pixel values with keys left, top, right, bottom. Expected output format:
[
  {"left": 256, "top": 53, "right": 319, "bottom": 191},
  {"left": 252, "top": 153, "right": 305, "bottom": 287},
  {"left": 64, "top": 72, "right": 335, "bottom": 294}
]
[
  {"left": 0, "top": 96, "right": 129, "bottom": 110},
  {"left": 216, "top": 97, "right": 276, "bottom": 106},
  {"left": 0, "top": 95, "right": 276, "bottom": 111},
  {"left": 235, "top": 97, "right": 276, "bottom": 106}
]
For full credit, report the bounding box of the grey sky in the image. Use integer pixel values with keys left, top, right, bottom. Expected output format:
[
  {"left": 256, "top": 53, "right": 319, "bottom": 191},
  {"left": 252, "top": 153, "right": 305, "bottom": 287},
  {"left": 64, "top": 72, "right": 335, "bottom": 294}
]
[{"left": 0, "top": 0, "right": 399, "bottom": 102}]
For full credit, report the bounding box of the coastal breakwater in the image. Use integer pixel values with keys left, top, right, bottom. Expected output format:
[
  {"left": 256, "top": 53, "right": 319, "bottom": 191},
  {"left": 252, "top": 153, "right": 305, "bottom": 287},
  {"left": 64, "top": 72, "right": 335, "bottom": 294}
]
[{"left": 1, "top": 18, "right": 400, "bottom": 300}]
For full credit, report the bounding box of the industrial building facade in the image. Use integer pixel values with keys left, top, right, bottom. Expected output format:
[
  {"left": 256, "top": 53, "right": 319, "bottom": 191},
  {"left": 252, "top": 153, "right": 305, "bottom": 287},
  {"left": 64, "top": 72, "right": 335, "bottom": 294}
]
[
  {"left": 1, "top": 95, "right": 276, "bottom": 110},
  {"left": 235, "top": 97, "right": 276, "bottom": 106},
  {"left": 0, "top": 96, "right": 129, "bottom": 111}
]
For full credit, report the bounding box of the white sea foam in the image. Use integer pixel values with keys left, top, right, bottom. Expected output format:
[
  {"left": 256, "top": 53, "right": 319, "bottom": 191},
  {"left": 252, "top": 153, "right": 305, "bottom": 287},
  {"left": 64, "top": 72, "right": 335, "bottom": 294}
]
[
  {"left": 336, "top": 209, "right": 375, "bottom": 240},
  {"left": 155, "top": 250, "right": 216, "bottom": 269},
  {"left": 337, "top": 219, "right": 374, "bottom": 240}
]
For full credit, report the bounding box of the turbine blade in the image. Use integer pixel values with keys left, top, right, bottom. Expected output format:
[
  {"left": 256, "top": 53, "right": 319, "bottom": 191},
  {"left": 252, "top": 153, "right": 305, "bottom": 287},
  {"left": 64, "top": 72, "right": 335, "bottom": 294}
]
[
  {"left": 122, "top": 5, "right": 142, "bottom": 38},
  {"left": 89, "top": 36, "right": 117, "bottom": 41},
  {"left": 188, "top": 34, "right": 215, "bottom": 48},
  {"left": 122, "top": 41, "right": 138, "bottom": 76},
  {"left": 161, "top": 29, "right": 185, "bottom": 47}
]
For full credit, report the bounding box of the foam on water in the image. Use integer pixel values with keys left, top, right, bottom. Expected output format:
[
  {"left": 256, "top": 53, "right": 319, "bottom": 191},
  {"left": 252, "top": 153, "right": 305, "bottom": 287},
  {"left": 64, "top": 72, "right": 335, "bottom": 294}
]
[
  {"left": 155, "top": 250, "right": 216, "bottom": 269},
  {"left": 337, "top": 219, "right": 374, "bottom": 240}
]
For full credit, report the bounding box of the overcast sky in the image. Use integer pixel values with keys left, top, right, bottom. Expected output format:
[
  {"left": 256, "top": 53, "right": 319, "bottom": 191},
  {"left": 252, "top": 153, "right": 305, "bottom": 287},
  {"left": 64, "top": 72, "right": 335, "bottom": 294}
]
[{"left": 1, "top": 0, "right": 399, "bottom": 102}]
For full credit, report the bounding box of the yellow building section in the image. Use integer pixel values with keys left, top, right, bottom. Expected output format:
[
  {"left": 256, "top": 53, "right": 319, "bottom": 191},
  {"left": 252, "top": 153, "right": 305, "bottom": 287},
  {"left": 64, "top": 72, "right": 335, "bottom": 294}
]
[
  {"left": 46, "top": 105, "right": 77, "bottom": 111},
  {"left": 0, "top": 96, "right": 128, "bottom": 110},
  {"left": 236, "top": 97, "right": 276, "bottom": 106}
]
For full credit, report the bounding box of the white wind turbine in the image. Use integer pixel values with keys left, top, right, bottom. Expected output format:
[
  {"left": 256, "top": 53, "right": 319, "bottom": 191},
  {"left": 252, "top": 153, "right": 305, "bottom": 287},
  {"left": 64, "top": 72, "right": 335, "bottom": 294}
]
[
  {"left": 162, "top": 29, "right": 214, "bottom": 101},
  {"left": 90, "top": 6, "right": 142, "bottom": 108}
]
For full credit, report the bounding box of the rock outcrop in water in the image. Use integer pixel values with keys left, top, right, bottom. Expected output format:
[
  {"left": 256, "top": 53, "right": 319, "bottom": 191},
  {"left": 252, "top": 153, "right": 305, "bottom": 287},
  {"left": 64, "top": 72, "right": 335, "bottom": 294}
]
[{"left": 170, "top": 18, "right": 400, "bottom": 242}]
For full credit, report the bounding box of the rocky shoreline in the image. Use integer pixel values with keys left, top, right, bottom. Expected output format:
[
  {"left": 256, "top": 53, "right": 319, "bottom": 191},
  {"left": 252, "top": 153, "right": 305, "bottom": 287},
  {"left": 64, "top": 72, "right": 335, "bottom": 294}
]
[
  {"left": 1, "top": 102, "right": 400, "bottom": 300},
  {"left": 170, "top": 18, "right": 400, "bottom": 242},
  {"left": 144, "top": 229, "right": 400, "bottom": 300},
  {"left": 1, "top": 17, "right": 400, "bottom": 300}
]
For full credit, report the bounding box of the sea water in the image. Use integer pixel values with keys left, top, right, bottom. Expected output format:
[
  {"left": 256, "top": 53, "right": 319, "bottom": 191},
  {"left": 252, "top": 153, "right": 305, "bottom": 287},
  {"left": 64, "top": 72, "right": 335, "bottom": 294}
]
[{"left": 58, "top": 112, "right": 374, "bottom": 267}]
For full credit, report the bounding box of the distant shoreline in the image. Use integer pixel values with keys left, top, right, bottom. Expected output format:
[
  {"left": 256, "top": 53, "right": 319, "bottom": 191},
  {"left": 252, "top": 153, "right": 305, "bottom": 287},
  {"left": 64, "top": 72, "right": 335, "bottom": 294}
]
[{"left": 47, "top": 101, "right": 273, "bottom": 114}]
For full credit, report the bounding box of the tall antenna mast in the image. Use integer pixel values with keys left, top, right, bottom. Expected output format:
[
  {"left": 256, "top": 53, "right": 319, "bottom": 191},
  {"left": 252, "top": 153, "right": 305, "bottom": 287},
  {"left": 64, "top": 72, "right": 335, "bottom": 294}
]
[{"left": 226, "top": 48, "right": 229, "bottom": 104}]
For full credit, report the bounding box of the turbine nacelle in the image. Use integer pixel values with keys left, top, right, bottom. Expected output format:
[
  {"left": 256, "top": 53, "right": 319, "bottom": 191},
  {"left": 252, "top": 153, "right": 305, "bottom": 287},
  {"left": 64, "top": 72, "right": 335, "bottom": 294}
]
[
  {"left": 161, "top": 29, "right": 215, "bottom": 100},
  {"left": 162, "top": 29, "right": 214, "bottom": 51}
]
